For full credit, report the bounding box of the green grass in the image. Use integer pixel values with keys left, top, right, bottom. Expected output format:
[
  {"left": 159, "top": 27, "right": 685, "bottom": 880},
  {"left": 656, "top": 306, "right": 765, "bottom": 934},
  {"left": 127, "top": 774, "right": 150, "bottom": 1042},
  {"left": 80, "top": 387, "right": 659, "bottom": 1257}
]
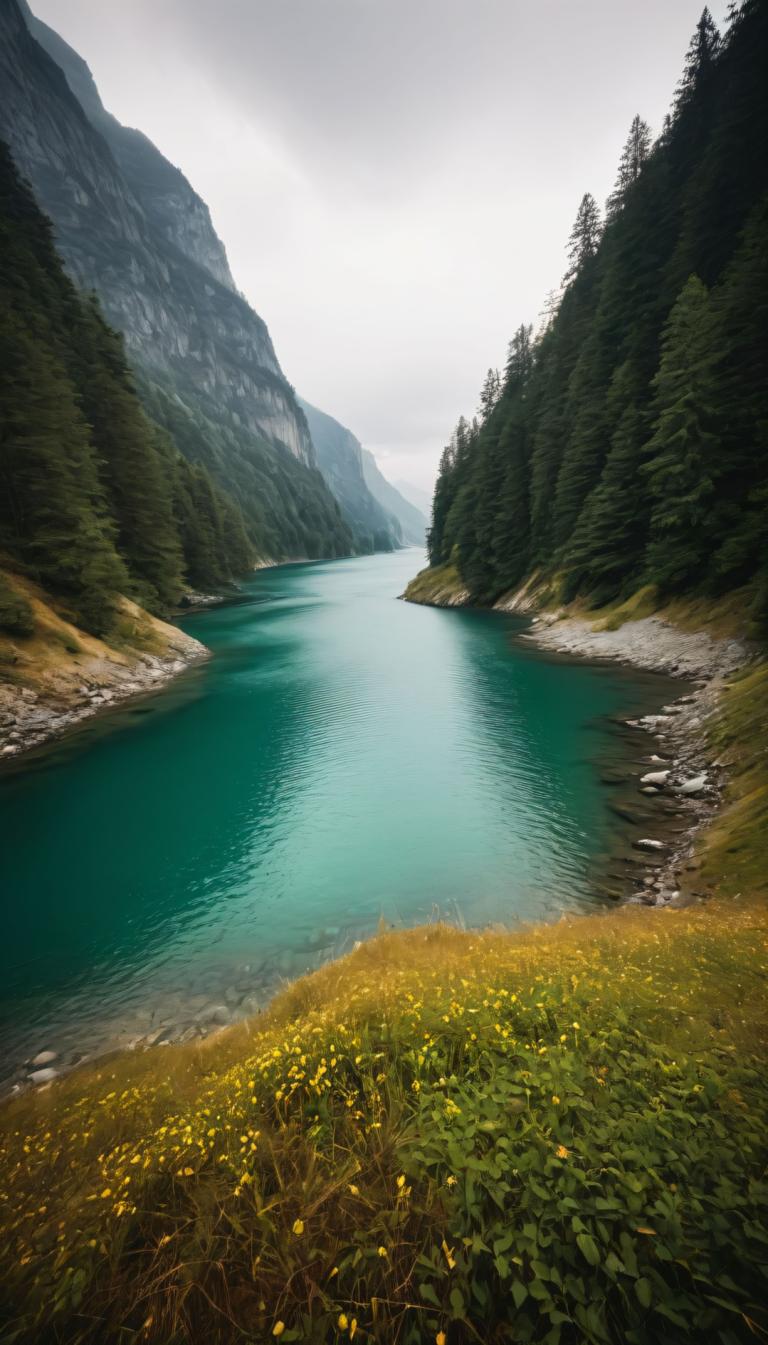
[
  {"left": 402, "top": 564, "right": 466, "bottom": 606},
  {"left": 1, "top": 902, "right": 767, "bottom": 1344}
]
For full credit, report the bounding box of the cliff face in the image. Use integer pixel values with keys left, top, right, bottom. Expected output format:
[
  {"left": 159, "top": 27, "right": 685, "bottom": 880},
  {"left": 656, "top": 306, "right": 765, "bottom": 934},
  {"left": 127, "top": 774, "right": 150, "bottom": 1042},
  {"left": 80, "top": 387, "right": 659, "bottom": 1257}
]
[
  {"left": 0, "top": 0, "right": 313, "bottom": 470},
  {"left": 298, "top": 400, "right": 401, "bottom": 553},
  {"left": 360, "top": 450, "right": 427, "bottom": 546}
]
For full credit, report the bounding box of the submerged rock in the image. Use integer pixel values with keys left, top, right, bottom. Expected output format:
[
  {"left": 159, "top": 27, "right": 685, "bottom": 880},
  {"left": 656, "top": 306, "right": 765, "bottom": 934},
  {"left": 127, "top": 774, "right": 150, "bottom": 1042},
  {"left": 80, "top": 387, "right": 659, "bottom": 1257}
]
[
  {"left": 28, "top": 1067, "right": 58, "bottom": 1085},
  {"left": 641, "top": 770, "right": 671, "bottom": 786},
  {"left": 31, "top": 1050, "right": 57, "bottom": 1067},
  {"left": 634, "top": 838, "right": 666, "bottom": 851}
]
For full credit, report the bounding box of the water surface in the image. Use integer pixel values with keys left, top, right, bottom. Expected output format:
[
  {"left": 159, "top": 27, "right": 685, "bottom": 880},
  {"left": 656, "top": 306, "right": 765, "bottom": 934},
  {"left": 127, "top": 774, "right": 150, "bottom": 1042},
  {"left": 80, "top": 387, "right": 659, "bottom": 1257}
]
[{"left": 0, "top": 550, "right": 671, "bottom": 1075}]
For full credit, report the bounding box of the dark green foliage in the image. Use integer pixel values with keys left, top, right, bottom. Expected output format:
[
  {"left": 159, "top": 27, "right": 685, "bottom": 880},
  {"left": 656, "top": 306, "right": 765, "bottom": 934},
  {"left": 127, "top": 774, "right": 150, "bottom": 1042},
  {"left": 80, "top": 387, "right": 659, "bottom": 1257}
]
[
  {"left": 429, "top": 3, "right": 768, "bottom": 611},
  {"left": 0, "top": 139, "right": 257, "bottom": 633},
  {"left": 0, "top": 574, "right": 34, "bottom": 637}
]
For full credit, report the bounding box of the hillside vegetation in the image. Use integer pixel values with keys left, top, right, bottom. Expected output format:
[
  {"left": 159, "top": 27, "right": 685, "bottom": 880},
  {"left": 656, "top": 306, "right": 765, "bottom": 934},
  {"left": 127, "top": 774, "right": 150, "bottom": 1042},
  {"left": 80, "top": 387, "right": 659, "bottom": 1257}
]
[
  {"left": 0, "top": 142, "right": 253, "bottom": 638},
  {"left": 427, "top": 3, "right": 767, "bottom": 629}
]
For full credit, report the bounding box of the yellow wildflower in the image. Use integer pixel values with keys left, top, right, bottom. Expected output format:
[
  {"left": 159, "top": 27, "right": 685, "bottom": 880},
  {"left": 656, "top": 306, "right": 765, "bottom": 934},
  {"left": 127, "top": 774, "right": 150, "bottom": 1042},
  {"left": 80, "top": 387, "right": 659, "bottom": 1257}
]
[
  {"left": 551, "top": 1095, "right": 561, "bottom": 1105},
  {"left": 377, "top": 1245, "right": 388, "bottom": 1257},
  {"left": 396, "top": 1173, "right": 406, "bottom": 1189},
  {"left": 556, "top": 1144, "right": 569, "bottom": 1159},
  {"left": 292, "top": 1218, "right": 305, "bottom": 1236},
  {"left": 437, "top": 1334, "right": 447, "bottom": 1345},
  {"left": 348, "top": 1183, "right": 359, "bottom": 1196},
  {"left": 350, "top": 1320, "right": 358, "bottom": 1339},
  {"left": 272, "top": 1323, "right": 285, "bottom": 1338},
  {"left": 338, "top": 1313, "right": 349, "bottom": 1331}
]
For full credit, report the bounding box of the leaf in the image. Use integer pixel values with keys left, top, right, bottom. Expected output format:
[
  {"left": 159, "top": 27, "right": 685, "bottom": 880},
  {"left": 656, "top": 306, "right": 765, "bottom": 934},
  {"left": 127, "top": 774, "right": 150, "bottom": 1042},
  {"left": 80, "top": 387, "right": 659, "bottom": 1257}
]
[
  {"left": 635, "top": 1277, "right": 652, "bottom": 1309},
  {"left": 449, "top": 1288, "right": 465, "bottom": 1318},
  {"left": 511, "top": 1280, "right": 527, "bottom": 1310},
  {"left": 576, "top": 1233, "right": 601, "bottom": 1267},
  {"left": 418, "top": 1283, "right": 441, "bottom": 1308}
]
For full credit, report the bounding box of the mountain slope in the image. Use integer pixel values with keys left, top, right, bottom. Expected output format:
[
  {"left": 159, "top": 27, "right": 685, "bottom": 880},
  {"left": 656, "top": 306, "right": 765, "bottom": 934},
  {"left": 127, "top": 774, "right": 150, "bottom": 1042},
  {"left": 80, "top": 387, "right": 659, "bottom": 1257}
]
[
  {"left": 297, "top": 400, "right": 401, "bottom": 553},
  {"left": 0, "top": 0, "right": 352, "bottom": 562},
  {"left": 422, "top": 1, "right": 768, "bottom": 623},
  {"left": 361, "top": 452, "right": 427, "bottom": 545}
]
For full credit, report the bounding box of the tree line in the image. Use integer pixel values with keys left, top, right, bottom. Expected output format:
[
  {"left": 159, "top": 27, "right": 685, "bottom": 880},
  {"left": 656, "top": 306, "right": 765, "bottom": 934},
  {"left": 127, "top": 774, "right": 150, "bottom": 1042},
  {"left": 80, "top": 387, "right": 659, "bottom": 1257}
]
[
  {"left": 0, "top": 139, "right": 255, "bottom": 636},
  {"left": 428, "top": 4, "right": 768, "bottom": 627}
]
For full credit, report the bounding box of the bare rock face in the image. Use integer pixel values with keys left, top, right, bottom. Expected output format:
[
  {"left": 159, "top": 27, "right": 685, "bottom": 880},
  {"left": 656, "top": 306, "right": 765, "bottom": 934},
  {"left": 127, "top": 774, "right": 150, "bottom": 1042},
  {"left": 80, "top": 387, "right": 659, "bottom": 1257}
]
[{"left": 0, "top": 0, "right": 314, "bottom": 469}]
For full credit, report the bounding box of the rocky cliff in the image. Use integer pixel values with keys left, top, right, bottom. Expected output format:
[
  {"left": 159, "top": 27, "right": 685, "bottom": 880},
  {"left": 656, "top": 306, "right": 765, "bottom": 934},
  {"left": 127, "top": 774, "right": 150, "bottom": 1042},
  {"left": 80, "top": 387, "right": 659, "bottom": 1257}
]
[
  {"left": 0, "top": 0, "right": 357, "bottom": 561},
  {"left": 298, "top": 399, "right": 401, "bottom": 553},
  {"left": 361, "top": 450, "right": 427, "bottom": 546}
]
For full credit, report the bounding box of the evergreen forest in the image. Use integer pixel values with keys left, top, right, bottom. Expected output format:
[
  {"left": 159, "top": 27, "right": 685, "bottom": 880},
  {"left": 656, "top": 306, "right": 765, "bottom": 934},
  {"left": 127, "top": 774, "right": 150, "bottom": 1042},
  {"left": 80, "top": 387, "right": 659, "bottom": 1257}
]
[
  {"left": 428, "top": 3, "right": 768, "bottom": 625},
  {"left": 0, "top": 140, "right": 259, "bottom": 635}
]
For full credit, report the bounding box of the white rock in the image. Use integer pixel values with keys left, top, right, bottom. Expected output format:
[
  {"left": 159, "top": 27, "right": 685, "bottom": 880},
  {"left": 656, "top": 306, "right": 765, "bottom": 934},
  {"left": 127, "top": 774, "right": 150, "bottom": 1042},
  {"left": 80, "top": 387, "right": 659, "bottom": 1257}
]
[
  {"left": 635, "top": 838, "right": 666, "bottom": 851},
  {"left": 28, "top": 1067, "right": 58, "bottom": 1085},
  {"left": 31, "top": 1050, "right": 57, "bottom": 1067},
  {"left": 678, "top": 774, "right": 707, "bottom": 795},
  {"left": 641, "top": 770, "right": 671, "bottom": 786}
]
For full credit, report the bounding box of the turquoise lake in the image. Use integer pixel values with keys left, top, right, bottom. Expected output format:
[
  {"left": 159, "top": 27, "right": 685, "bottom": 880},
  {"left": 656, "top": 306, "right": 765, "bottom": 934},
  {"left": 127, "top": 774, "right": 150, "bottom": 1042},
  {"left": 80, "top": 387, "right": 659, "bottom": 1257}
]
[{"left": 0, "top": 550, "right": 671, "bottom": 1078}]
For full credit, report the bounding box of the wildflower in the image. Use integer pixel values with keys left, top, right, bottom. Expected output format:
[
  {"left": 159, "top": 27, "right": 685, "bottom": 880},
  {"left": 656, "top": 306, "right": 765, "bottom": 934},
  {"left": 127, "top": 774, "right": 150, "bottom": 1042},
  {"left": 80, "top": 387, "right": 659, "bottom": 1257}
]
[
  {"left": 272, "top": 1323, "right": 285, "bottom": 1338},
  {"left": 396, "top": 1173, "right": 406, "bottom": 1189},
  {"left": 292, "top": 1218, "right": 305, "bottom": 1236},
  {"left": 556, "top": 1144, "right": 569, "bottom": 1159},
  {"left": 338, "top": 1313, "right": 349, "bottom": 1331},
  {"left": 350, "top": 1320, "right": 358, "bottom": 1339},
  {"left": 445, "top": 1174, "right": 457, "bottom": 1187},
  {"left": 377, "top": 1245, "right": 388, "bottom": 1257},
  {"left": 551, "top": 1095, "right": 560, "bottom": 1105},
  {"left": 437, "top": 1334, "right": 447, "bottom": 1345},
  {"left": 348, "top": 1184, "right": 359, "bottom": 1196},
  {"left": 572, "top": 1022, "right": 580, "bottom": 1030},
  {"left": 441, "top": 1238, "right": 456, "bottom": 1270}
]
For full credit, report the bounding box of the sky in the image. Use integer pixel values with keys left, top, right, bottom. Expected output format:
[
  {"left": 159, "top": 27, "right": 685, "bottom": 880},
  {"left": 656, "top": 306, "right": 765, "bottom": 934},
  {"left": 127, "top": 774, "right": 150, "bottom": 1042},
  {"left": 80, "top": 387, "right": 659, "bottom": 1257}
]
[{"left": 32, "top": 1, "right": 730, "bottom": 493}]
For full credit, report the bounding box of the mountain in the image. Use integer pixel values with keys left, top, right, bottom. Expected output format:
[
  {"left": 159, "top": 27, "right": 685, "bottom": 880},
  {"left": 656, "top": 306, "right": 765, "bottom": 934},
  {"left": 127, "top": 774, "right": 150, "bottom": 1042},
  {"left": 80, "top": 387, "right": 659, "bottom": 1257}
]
[
  {"left": 0, "top": 0, "right": 352, "bottom": 562},
  {"left": 394, "top": 480, "right": 433, "bottom": 519},
  {"left": 424, "top": 2, "right": 768, "bottom": 625},
  {"left": 361, "top": 452, "right": 428, "bottom": 546},
  {"left": 0, "top": 138, "right": 251, "bottom": 635},
  {"left": 297, "top": 400, "right": 402, "bottom": 553}
]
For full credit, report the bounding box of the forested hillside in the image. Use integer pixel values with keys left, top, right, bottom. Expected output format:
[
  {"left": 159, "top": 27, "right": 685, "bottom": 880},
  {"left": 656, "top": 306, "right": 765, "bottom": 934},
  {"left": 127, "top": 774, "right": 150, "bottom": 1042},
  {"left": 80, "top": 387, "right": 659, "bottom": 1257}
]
[
  {"left": 0, "top": 0, "right": 354, "bottom": 566},
  {"left": 427, "top": 3, "right": 767, "bottom": 625},
  {"left": 0, "top": 141, "right": 252, "bottom": 637}
]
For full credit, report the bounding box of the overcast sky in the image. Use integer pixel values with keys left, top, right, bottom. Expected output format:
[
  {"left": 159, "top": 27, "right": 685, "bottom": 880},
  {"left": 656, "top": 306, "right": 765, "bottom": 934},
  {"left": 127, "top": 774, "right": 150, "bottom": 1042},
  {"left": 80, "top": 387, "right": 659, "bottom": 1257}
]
[{"left": 32, "top": 0, "right": 729, "bottom": 492}]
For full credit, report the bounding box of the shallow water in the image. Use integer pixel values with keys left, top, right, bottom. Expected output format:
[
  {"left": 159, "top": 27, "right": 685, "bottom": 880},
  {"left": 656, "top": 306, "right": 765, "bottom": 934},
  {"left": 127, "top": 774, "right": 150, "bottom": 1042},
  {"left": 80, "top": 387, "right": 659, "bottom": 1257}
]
[{"left": 0, "top": 550, "right": 674, "bottom": 1077}]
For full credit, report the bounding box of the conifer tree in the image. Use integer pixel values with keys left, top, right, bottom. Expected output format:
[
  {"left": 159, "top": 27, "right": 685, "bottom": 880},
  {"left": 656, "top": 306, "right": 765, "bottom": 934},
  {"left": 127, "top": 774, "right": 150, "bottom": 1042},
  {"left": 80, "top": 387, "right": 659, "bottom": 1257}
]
[
  {"left": 642, "top": 276, "right": 718, "bottom": 591},
  {"left": 478, "top": 369, "right": 501, "bottom": 422},
  {"left": 606, "top": 116, "right": 652, "bottom": 219},
  {"left": 563, "top": 193, "right": 602, "bottom": 283}
]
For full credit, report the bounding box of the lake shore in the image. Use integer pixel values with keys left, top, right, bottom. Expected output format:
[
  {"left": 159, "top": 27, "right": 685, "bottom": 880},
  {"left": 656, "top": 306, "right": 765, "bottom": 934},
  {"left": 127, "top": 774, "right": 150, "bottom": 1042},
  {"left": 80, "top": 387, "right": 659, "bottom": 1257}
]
[
  {"left": 403, "top": 566, "right": 754, "bottom": 911},
  {"left": 0, "top": 597, "right": 208, "bottom": 766}
]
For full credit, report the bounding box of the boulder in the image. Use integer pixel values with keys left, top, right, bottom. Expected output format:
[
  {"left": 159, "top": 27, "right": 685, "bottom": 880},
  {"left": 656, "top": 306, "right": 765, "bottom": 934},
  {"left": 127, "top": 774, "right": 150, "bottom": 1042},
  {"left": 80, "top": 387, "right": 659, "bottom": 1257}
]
[
  {"left": 634, "top": 838, "right": 666, "bottom": 851},
  {"left": 677, "top": 774, "right": 707, "bottom": 795},
  {"left": 197, "top": 1003, "right": 230, "bottom": 1026},
  {"left": 28, "top": 1067, "right": 58, "bottom": 1085},
  {"left": 641, "top": 770, "right": 671, "bottom": 786},
  {"left": 31, "top": 1050, "right": 57, "bottom": 1067}
]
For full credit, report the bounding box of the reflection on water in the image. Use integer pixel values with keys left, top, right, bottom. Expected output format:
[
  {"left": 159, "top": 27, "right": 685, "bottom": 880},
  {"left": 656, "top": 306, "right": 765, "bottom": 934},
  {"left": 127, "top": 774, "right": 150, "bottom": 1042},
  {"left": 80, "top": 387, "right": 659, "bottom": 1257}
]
[{"left": 0, "top": 550, "right": 672, "bottom": 1078}]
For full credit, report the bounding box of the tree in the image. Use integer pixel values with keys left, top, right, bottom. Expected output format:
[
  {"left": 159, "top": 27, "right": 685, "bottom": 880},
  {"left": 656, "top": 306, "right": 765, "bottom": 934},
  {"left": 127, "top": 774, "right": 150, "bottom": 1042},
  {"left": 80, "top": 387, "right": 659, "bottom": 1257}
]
[
  {"left": 563, "top": 193, "right": 602, "bottom": 283},
  {"left": 642, "top": 276, "right": 718, "bottom": 591},
  {"left": 674, "top": 8, "right": 721, "bottom": 114},
  {"left": 606, "top": 116, "right": 652, "bottom": 219},
  {"left": 478, "top": 368, "right": 501, "bottom": 422}
]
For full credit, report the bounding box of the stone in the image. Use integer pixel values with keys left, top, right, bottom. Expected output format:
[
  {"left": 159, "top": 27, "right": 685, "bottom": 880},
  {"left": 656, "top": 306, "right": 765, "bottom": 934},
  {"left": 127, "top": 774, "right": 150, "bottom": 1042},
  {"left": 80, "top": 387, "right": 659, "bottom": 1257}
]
[
  {"left": 197, "top": 1003, "right": 230, "bottom": 1026},
  {"left": 640, "top": 786, "right": 660, "bottom": 795},
  {"left": 641, "top": 770, "right": 670, "bottom": 786},
  {"left": 28, "top": 1067, "right": 58, "bottom": 1085},
  {"left": 677, "top": 774, "right": 707, "bottom": 795},
  {"left": 634, "top": 838, "right": 666, "bottom": 851},
  {"left": 31, "top": 1050, "right": 57, "bottom": 1067}
]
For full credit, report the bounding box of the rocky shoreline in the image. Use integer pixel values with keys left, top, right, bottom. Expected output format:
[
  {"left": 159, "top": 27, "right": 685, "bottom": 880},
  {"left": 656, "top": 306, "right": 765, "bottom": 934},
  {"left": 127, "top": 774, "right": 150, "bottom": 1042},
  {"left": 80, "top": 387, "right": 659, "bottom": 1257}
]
[
  {"left": 0, "top": 624, "right": 208, "bottom": 764},
  {"left": 520, "top": 612, "right": 750, "bottom": 910}
]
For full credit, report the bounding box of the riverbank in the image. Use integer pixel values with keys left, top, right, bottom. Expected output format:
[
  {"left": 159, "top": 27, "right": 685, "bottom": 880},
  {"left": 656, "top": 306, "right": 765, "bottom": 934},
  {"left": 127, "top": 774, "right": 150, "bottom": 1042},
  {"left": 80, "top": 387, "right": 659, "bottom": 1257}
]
[
  {"left": 403, "top": 564, "right": 758, "bottom": 913},
  {"left": 0, "top": 572, "right": 208, "bottom": 764}
]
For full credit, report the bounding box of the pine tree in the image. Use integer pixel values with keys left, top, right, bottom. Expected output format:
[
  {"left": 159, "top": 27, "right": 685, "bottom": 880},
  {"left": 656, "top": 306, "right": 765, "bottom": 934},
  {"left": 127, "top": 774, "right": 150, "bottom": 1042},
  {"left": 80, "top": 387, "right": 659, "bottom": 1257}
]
[
  {"left": 606, "top": 116, "right": 652, "bottom": 220},
  {"left": 674, "top": 8, "right": 721, "bottom": 114},
  {"left": 478, "top": 369, "right": 501, "bottom": 422},
  {"left": 642, "top": 276, "right": 718, "bottom": 591},
  {"left": 563, "top": 193, "right": 602, "bottom": 283}
]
